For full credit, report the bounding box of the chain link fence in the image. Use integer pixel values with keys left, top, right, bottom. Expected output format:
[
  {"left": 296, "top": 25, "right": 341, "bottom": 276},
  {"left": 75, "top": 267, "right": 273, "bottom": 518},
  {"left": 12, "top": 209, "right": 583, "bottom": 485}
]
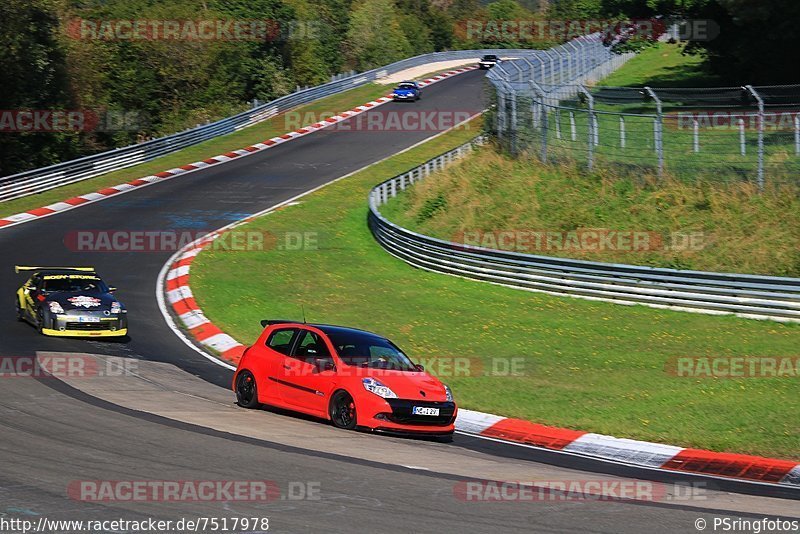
[{"left": 488, "top": 68, "right": 800, "bottom": 188}]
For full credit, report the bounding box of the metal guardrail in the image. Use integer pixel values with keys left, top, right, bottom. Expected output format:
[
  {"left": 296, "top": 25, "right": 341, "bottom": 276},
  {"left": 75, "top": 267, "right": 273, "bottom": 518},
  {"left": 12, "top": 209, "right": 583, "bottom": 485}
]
[
  {"left": 368, "top": 138, "right": 800, "bottom": 322},
  {"left": 0, "top": 47, "right": 587, "bottom": 203}
]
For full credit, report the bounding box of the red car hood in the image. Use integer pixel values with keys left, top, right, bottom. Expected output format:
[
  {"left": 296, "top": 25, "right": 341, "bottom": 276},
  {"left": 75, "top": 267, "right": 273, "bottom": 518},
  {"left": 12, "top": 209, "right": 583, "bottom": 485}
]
[{"left": 358, "top": 369, "right": 448, "bottom": 401}]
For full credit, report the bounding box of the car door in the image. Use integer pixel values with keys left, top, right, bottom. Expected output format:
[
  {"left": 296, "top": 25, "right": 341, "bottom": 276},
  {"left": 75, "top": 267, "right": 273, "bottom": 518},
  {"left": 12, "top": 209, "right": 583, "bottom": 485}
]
[
  {"left": 262, "top": 328, "right": 300, "bottom": 404},
  {"left": 279, "top": 329, "right": 336, "bottom": 415}
]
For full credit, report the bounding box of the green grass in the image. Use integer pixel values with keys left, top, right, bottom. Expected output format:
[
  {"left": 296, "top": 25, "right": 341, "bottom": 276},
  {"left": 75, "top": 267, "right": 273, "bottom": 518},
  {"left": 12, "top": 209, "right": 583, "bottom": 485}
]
[
  {"left": 191, "top": 120, "right": 800, "bottom": 460},
  {"left": 0, "top": 83, "right": 391, "bottom": 219},
  {"left": 599, "top": 43, "right": 722, "bottom": 88},
  {"left": 381, "top": 147, "right": 800, "bottom": 276}
]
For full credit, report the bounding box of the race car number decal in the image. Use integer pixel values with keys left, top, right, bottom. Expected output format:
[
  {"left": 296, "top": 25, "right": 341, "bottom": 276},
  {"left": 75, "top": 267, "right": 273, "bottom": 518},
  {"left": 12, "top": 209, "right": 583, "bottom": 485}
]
[{"left": 67, "top": 296, "right": 101, "bottom": 308}]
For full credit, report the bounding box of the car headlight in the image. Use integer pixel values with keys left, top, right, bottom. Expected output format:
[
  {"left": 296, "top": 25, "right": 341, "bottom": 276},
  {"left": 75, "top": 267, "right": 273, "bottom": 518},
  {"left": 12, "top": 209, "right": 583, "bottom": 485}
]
[
  {"left": 362, "top": 377, "right": 398, "bottom": 399},
  {"left": 444, "top": 384, "right": 454, "bottom": 402},
  {"left": 48, "top": 301, "right": 64, "bottom": 314},
  {"left": 110, "top": 302, "right": 122, "bottom": 314}
]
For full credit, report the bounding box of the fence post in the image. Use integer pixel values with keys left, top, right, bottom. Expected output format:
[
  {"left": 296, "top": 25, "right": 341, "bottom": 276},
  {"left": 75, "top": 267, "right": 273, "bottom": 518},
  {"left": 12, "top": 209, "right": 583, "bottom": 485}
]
[
  {"left": 496, "top": 83, "right": 506, "bottom": 145},
  {"left": 565, "top": 42, "right": 579, "bottom": 80},
  {"left": 570, "top": 112, "right": 577, "bottom": 142},
  {"left": 620, "top": 116, "right": 626, "bottom": 148},
  {"left": 693, "top": 119, "right": 700, "bottom": 153},
  {"left": 645, "top": 87, "right": 663, "bottom": 178},
  {"left": 739, "top": 118, "right": 746, "bottom": 155},
  {"left": 508, "top": 84, "right": 518, "bottom": 156},
  {"left": 556, "top": 108, "right": 562, "bottom": 140},
  {"left": 579, "top": 85, "right": 595, "bottom": 172},
  {"left": 745, "top": 85, "right": 765, "bottom": 190},
  {"left": 532, "top": 81, "right": 548, "bottom": 163},
  {"left": 795, "top": 114, "right": 800, "bottom": 156}
]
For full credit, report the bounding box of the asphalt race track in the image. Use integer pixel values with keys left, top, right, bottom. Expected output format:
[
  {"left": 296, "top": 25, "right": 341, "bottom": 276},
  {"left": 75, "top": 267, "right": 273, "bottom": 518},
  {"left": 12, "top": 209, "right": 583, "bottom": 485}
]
[{"left": 1, "top": 70, "right": 798, "bottom": 533}]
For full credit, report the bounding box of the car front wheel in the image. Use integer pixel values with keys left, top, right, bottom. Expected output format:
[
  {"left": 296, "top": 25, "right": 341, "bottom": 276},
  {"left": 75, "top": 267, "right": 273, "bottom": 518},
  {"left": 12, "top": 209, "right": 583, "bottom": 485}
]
[{"left": 329, "top": 390, "right": 357, "bottom": 430}]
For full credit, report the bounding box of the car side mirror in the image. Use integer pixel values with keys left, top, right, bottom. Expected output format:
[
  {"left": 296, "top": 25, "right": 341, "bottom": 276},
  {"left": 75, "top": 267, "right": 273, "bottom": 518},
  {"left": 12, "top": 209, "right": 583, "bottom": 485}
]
[
  {"left": 108, "top": 286, "right": 117, "bottom": 293},
  {"left": 315, "top": 358, "right": 335, "bottom": 373},
  {"left": 415, "top": 364, "right": 424, "bottom": 372}
]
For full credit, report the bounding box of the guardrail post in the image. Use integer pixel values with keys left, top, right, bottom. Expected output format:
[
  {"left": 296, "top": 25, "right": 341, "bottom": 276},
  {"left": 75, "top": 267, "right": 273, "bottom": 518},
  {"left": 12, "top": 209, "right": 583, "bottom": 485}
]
[
  {"left": 745, "top": 85, "right": 765, "bottom": 190},
  {"left": 645, "top": 87, "right": 664, "bottom": 178},
  {"left": 579, "top": 85, "right": 595, "bottom": 172}
]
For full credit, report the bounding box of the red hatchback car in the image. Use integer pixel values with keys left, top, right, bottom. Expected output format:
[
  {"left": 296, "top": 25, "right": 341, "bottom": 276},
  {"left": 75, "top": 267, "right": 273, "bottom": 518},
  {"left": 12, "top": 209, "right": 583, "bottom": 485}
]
[{"left": 232, "top": 321, "right": 457, "bottom": 437}]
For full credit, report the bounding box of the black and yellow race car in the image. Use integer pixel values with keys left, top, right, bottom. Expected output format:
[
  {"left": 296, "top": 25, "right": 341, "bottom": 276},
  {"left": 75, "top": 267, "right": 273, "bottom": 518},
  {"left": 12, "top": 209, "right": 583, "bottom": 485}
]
[{"left": 14, "top": 266, "right": 128, "bottom": 337}]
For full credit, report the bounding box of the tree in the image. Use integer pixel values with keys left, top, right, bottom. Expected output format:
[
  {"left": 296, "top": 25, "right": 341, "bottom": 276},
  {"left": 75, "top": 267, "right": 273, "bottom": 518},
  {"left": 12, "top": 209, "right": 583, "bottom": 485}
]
[
  {"left": 0, "top": 0, "right": 79, "bottom": 176},
  {"left": 344, "top": 0, "right": 413, "bottom": 70}
]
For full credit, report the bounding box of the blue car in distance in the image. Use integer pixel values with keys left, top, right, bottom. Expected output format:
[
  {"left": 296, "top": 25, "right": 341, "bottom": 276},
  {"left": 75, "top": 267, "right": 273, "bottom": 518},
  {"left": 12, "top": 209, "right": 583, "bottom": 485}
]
[{"left": 392, "top": 81, "right": 422, "bottom": 102}]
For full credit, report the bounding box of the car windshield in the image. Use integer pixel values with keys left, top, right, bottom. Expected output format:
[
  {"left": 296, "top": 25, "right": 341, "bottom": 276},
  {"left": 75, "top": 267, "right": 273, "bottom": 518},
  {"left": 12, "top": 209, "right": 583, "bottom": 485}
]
[
  {"left": 397, "top": 83, "right": 416, "bottom": 90},
  {"left": 482, "top": 55, "right": 498, "bottom": 61},
  {"left": 42, "top": 276, "right": 107, "bottom": 293},
  {"left": 327, "top": 331, "right": 418, "bottom": 371}
]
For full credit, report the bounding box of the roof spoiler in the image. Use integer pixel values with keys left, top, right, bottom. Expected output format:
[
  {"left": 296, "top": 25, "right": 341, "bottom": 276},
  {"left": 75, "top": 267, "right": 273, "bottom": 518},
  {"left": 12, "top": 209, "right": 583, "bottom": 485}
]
[
  {"left": 15, "top": 266, "right": 95, "bottom": 274},
  {"left": 260, "top": 319, "right": 301, "bottom": 328}
]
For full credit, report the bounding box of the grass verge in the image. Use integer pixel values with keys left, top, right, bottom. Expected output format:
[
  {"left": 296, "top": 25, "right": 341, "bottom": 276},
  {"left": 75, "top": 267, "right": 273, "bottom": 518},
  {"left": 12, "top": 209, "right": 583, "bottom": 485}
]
[
  {"left": 380, "top": 148, "right": 800, "bottom": 276},
  {"left": 191, "top": 119, "right": 800, "bottom": 460},
  {"left": 598, "top": 43, "right": 722, "bottom": 88}
]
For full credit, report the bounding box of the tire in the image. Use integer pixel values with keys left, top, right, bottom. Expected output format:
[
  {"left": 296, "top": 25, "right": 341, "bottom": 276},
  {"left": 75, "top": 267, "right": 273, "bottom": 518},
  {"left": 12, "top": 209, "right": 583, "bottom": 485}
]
[
  {"left": 329, "top": 390, "right": 357, "bottom": 430},
  {"left": 235, "top": 370, "right": 261, "bottom": 408},
  {"left": 15, "top": 299, "right": 24, "bottom": 322},
  {"left": 36, "top": 309, "right": 45, "bottom": 334}
]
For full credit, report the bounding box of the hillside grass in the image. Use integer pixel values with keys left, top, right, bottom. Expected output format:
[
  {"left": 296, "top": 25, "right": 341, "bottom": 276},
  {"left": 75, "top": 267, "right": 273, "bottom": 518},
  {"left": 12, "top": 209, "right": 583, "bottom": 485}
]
[
  {"left": 598, "top": 43, "right": 722, "bottom": 88},
  {"left": 380, "top": 148, "right": 800, "bottom": 276},
  {"left": 191, "top": 120, "right": 800, "bottom": 460}
]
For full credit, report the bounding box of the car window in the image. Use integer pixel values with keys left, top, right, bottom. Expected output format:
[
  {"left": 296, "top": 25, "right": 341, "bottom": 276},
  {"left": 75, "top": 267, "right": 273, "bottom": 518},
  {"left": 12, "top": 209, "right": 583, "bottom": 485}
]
[
  {"left": 292, "top": 330, "right": 332, "bottom": 362},
  {"left": 266, "top": 328, "right": 297, "bottom": 355},
  {"left": 328, "top": 331, "right": 417, "bottom": 371},
  {"left": 42, "top": 276, "right": 106, "bottom": 293}
]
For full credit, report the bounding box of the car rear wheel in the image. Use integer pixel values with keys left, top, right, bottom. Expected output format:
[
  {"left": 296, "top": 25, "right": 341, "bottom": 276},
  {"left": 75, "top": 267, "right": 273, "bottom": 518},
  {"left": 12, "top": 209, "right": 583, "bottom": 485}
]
[
  {"left": 15, "top": 299, "right": 23, "bottom": 322},
  {"left": 329, "top": 390, "right": 357, "bottom": 430},
  {"left": 235, "top": 370, "right": 261, "bottom": 409}
]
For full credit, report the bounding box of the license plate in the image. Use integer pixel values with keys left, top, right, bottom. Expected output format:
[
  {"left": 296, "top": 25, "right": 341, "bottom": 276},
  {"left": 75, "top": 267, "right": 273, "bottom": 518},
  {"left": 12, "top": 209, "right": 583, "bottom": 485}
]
[
  {"left": 77, "top": 316, "right": 101, "bottom": 323},
  {"left": 412, "top": 406, "right": 439, "bottom": 416}
]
